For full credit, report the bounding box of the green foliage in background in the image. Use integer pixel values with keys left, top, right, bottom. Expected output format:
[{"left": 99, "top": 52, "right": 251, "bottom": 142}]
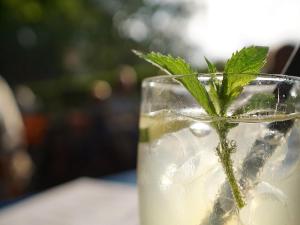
[
  {"left": 0, "top": 0, "right": 217, "bottom": 112},
  {"left": 0, "top": 0, "right": 163, "bottom": 111}
]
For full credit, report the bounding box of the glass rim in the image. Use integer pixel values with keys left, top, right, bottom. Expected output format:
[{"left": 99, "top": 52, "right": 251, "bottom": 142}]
[
  {"left": 143, "top": 73, "right": 300, "bottom": 83},
  {"left": 142, "top": 73, "right": 300, "bottom": 122}
]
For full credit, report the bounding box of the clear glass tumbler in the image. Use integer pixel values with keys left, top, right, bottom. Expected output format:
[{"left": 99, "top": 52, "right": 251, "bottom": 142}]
[{"left": 137, "top": 74, "right": 300, "bottom": 225}]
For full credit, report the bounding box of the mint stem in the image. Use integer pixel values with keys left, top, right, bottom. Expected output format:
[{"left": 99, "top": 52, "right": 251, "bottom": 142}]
[{"left": 214, "top": 121, "right": 245, "bottom": 209}]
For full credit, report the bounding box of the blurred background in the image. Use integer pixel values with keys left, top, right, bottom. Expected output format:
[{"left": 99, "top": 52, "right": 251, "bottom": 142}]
[{"left": 0, "top": 0, "right": 299, "bottom": 201}]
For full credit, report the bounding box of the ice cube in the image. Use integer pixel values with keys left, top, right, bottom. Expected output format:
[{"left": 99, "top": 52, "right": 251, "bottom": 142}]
[
  {"left": 263, "top": 121, "right": 300, "bottom": 181},
  {"left": 228, "top": 123, "right": 262, "bottom": 167},
  {"left": 240, "top": 182, "right": 291, "bottom": 225}
]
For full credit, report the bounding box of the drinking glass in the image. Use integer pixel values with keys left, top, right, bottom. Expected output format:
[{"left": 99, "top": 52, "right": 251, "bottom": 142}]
[{"left": 137, "top": 74, "right": 300, "bottom": 225}]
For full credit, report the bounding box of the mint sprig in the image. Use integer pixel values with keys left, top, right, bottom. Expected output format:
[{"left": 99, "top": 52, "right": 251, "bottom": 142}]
[{"left": 134, "top": 46, "right": 269, "bottom": 209}]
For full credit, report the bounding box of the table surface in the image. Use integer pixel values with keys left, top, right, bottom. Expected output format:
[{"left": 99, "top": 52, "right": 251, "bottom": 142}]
[{"left": 0, "top": 171, "right": 138, "bottom": 225}]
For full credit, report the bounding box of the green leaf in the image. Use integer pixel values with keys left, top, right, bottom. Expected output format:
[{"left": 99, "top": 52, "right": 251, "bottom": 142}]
[
  {"left": 220, "top": 46, "right": 269, "bottom": 114},
  {"left": 204, "top": 57, "right": 221, "bottom": 114},
  {"left": 132, "top": 50, "right": 195, "bottom": 75},
  {"left": 208, "top": 80, "right": 221, "bottom": 115},
  {"left": 133, "top": 50, "right": 216, "bottom": 115},
  {"left": 205, "top": 57, "right": 217, "bottom": 74},
  {"left": 177, "top": 75, "right": 216, "bottom": 115},
  {"left": 224, "top": 46, "right": 268, "bottom": 91}
]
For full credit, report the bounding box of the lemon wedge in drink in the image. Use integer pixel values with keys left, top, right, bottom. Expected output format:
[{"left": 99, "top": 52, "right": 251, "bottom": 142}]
[{"left": 139, "top": 110, "right": 192, "bottom": 142}]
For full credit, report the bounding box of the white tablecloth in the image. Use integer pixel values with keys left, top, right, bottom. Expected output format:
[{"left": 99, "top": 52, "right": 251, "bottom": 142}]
[{"left": 0, "top": 178, "right": 138, "bottom": 225}]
